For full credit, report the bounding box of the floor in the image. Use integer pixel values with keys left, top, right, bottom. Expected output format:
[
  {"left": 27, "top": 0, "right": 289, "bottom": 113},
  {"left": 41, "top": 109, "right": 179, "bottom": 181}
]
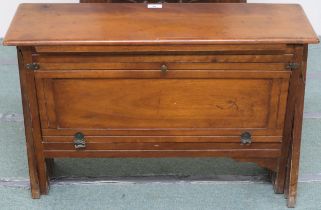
[{"left": 0, "top": 40, "right": 320, "bottom": 210}]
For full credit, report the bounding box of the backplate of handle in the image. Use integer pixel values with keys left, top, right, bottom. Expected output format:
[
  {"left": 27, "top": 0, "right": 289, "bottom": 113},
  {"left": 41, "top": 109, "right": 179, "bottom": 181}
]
[
  {"left": 74, "top": 132, "right": 86, "bottom": 149},
  {"left": 240, "top": 132, "right": 252, "bottom": 145}
]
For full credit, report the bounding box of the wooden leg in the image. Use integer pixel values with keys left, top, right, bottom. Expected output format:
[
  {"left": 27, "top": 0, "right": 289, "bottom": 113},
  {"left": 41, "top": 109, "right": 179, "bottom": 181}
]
[
  {"left": 274, "top": 62, "right": 298, "bottom": 194},
  {"left": 270, "top": 170, "right": 283, "bottom": 195},
  {"left": 284, "top": 115, "right": 302, "bottom": 207},
  {"left": 46, "top": 158, "right": 55, "bottom": 177},
  {"left": 286, "top": 46, "right": 308, "bottom": 208},
  {"left": 18, "top": 47, "right": 50, "bottom": 197},
  {"left": 274, "top": 159, "right": 288, "bottom": 194},
  {"left": 273, "top": 45, "right": 307, "bottom": 207},
  {"left": 37, "top": 159, "right": 50, "bottom": 195},
  {"left": 284, "top": 147, "right": 291, "bottom": 199},
  {"left": 286, "top": 103, "right": 305, "bottom": 207},
  {"left": 24, "top": 126, "right": 41, "bottom": 199},
  {"left": 269, "top": 170, "right": 276, "bottom": 188},
  {"left": 18, "top": 48, "right": 41, "bottom": 198}
]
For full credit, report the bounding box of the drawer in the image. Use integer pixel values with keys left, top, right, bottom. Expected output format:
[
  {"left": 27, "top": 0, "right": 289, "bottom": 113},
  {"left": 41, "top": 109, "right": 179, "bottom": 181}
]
[
  {"left": 35, "top": 69, "right": 290, "bottom": 141},
  {"left": 33, "top": 44, "right": 295, "bottom": 71}
]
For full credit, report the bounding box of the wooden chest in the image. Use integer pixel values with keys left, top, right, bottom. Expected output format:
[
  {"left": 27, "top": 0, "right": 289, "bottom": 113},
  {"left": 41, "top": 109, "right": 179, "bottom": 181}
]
[{"left": 3, "top": 3, "right": 318, "bottom": 207}]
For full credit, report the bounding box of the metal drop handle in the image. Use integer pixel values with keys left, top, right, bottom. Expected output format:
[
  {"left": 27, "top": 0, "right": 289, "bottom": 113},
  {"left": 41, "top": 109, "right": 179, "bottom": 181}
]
[
  {"left": 240, "top": 132, "right": 252, "bottom": 145},
  {"left": 74, "top": 132, "right": 86, "bottom": 150}
]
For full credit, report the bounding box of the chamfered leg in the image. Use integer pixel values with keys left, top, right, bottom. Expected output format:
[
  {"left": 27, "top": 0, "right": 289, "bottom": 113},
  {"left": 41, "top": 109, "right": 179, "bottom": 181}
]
[
  {"left": 286, "top": 80, "right": 306, "bottom": 207},
  {"left": 17, "top": 47, "right": 50, "bottom": 197}
]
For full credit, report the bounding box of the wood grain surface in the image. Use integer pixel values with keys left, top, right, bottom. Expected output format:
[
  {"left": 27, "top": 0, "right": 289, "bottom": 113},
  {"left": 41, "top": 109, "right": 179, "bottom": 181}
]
[{"left": 3, "top": 3, "right": 319, "bottom": 46}]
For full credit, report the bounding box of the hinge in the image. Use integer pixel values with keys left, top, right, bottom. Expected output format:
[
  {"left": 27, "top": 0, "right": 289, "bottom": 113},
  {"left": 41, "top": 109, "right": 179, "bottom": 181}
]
[
  {"left": 286, "top": 63, "right": 299, "bottom": 70},
  {"left": 25, "top": 63, "right": 40, "bottom": 70}
]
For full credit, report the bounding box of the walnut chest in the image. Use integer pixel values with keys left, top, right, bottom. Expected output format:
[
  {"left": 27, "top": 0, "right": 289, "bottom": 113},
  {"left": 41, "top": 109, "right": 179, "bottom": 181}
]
[{"left": 3, "top": 3, "right": 319, "bottom": 207}]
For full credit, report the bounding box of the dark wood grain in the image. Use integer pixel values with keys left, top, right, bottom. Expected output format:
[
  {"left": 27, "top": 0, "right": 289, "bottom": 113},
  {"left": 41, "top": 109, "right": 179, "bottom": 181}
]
[{"left": 3, "top": 4, "right": 319, "bottom": 46}]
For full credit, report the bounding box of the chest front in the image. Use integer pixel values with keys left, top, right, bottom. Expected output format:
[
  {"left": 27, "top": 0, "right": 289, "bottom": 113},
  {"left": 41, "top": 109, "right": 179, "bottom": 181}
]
[{"left": 30, "top": 44, "right": 293, "bottom": 157}]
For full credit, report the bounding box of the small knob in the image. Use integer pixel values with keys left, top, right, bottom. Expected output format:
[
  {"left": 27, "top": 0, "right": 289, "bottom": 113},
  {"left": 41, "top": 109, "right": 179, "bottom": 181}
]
[
  {"left": 240, "top": 132, "right": 252, "bottom": 145},
  {"left": 160, "top": 64, "right": 168, "bottom": 73},
  {"left": 74, "top": 132, "right": 86, "bottom": 150}
]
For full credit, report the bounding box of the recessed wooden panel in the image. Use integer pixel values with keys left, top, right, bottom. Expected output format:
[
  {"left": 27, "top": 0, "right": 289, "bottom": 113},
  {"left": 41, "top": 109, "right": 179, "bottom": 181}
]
[
  {"left": 37, "top": 77, "right": 288, "bottom": 134},
  {"left": 57, "top": 79, "right": 269, "bottom": 129}
]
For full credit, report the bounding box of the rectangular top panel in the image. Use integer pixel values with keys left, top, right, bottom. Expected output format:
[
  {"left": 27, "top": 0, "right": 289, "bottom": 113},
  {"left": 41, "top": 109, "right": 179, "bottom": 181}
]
[{"left": 3, "top": 3, "right": 319, "bottom": 46}]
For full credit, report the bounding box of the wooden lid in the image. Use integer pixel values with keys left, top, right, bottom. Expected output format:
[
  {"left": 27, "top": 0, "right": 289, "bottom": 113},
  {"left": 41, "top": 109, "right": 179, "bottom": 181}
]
[{"left": 3, "top": 3, "right": 319, "bottom": 46}]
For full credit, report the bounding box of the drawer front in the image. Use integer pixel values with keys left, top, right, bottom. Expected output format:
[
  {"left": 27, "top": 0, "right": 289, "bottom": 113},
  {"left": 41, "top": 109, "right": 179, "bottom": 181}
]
[
  {"left": 36, "top": 70, "right": 290, "bottom": 140},
  {"left": 33, "top": 44, "right": 294, "bottom": 71}
]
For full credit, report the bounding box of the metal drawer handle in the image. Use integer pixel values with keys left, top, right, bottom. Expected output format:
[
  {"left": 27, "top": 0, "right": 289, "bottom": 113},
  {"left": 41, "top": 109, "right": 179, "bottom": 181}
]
[
  {"left": 160, "top": 64, "right": 168, "bottom": 73},
  {"left": 74, "top": 132, "right": 86, "bottom": 150},
  {"left": 240, "top": 132, "right": 252, "bottom": 145}
]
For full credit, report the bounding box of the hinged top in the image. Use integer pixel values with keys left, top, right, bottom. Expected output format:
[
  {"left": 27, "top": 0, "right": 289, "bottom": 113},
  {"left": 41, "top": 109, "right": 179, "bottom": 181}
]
[{"left": 3, "top": 3, "right": 319, "bottom": 46}]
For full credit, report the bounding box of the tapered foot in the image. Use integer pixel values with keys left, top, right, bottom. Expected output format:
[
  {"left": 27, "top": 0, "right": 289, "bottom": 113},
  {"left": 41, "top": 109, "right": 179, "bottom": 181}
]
[
  {"left": 31, "top": 189, "right": 41, "bottom": 199},
  {"left": 287, "top": 196, "right": 296, "bottom": 208}
]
